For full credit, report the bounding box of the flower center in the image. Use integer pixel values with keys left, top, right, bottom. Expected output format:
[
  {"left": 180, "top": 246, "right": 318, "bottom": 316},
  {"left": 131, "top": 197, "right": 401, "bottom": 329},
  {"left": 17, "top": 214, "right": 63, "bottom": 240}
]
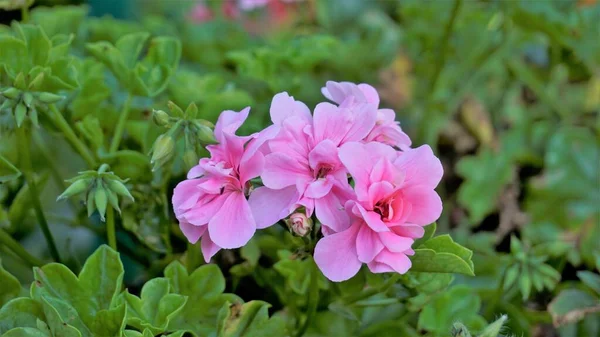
[
  {"left": 315, "top": 164, "right": 333, "bottom": 179},
  {"left": 374, "top": 199, "right": 391, "bottom": 221}
]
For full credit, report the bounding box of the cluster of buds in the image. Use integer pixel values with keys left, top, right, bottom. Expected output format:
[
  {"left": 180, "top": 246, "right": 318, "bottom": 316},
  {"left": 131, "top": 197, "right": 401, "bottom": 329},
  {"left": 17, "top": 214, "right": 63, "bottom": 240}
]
[
  {"left": 57, "top": 164, "right": 134, "bottom": 221},
  {"left": 0, "top": 72, "right": 63, "bottom": 128},
  {"left": 150, "top": 101, "right": 217, "bottom": 171}
]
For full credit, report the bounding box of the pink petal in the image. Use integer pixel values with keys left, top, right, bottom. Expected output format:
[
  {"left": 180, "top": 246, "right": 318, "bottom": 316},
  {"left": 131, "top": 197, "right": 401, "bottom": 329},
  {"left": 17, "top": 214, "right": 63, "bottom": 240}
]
[
  {"left": 356, "top": 224, "right": 384, "bottom": 263},
  {"left": 378, "top": 232, "right": 413, "bottom": 253},
  {"left": 208, "top": 192, "right": 256, "bottom": 248},
  {"left": 304, "top": 178, "right": 334, "bottom": 199},
  {"left": 214, "top": 107, "right": 250, "bottom": 141},
  {"left": 338, "top": 142, "right": 372, "bottom": 198},
  {"left": 313, "top": 102, "right": 352, "bottom": 146},
  {"left": 183, "top": 193, "right": 228, "bottom": 226},
  {"left": 187, "top": 164, "right": 204, "bottom": 179},
  {"left": 248, "top": 186, "right": 299, "bottom": 229},
  {"left": 314, "top": 187, "right": 351, "bottom": 233},
  {"left": 394, "top": 145, "right": 443, "bottom": 189},
  {"left": 337, "top": 102, "right": 378, "bottom": 144},
  {"left": 364, "top": 142, "right": 399, "bottom": 162},
  {"left": 201, "top": 234, "right": 220, "bottom": 263},
  {"left": 355, "top": 204, "right": 389, "bottom": 232},
  {"left": 368, "top": 250, "right": 411, "bottom": 274},
  {"left": 239, "top": 151, "right": 265, "bottom": 185},
  {"left": 391, "top": 224, "right": 425, "bottom": 239},
  {"left": 262, "top": 153, "right": 312, "bottom": 189},
  {"left": 268, "top": 116, "right": 312, "bottom": 164},
  {"left": 180, "top": 221, "right": 207, "bottom": 244},
  {"left": 308, "top": 139, "right": 340, "bottom": 172},
  {"left": 357, "top": 83, "right": 380, "bottom": 105},
  {"left": 172, "top": 180, "right": 202, "bottom": 214},
  {"left": 366, "top": 181, "right": 395, "bottom": 208},
  {"left": 314, "top": 222, "right": 362, "bottom": 282},
  {"left": 403, "top": 187, "right": 443, "bottom": 225},
  {"left": 270, "top": 92, "right": 312, "bottom": 125},
  {"left": 369, "top": 158, "right": 404, "bottom": 187}
]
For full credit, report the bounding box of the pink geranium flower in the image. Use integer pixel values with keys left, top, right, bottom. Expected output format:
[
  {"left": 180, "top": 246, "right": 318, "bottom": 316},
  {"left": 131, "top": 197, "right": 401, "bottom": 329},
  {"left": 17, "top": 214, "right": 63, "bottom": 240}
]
[
  {"left": 314, "top": 141, "right": 443, "bottom": 281},
  {"left": 321, "top": 81, "right": 412, "bottom": 149},
  {"left": 189, "top": 1, "right": 213, "bottom": 23},
  {"left": 172, "top": 108, "right": 269, "bottom": 262},
  {"left": 249, "top": 93, "right": 378, "bottom": 234}
]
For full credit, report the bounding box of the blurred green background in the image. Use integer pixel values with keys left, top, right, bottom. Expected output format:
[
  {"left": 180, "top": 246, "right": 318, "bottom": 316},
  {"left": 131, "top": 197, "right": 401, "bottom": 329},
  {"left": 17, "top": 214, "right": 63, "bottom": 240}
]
[{"left": 1, "top": 1, "right": 599, "bottom": 336}]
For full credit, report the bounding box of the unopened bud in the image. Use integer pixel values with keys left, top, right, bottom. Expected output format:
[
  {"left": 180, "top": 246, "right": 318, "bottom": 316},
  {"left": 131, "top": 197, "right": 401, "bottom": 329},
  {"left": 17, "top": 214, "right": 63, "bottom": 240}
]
[
  {"left": 152, "top": 109, "right": 170, "bottom": 127},
  {"left": 37, "top": 92, "right": 64, "bottom": 104},
  {"left": 23, "top": 92, "right": 34, "bottom": 108},
  {"left": 286, "top": 213, "right": 312, "bottom": 237},
  {"left": 106, "top": 179, "right": 134, "bottom": 202},
  {"left": 57, "top": 179, "right": 91, "bottom": 201},
  {"left": 193, "top": 122, "right": 218, "bottom": 145},
  {"left": 94, "top": 185, "right": 108, "bottom": 221},
  {"left": 1, "top": 87, "right": 20, "bottom": 100},
  {"left": 14, "top": 102, "right": 27, "bottom": 127},
  {"left": 151, "top": 134, "right": 175, "bottom": 170},
  {"left": 167, "top": 101, "right": 184, "bottom": 117}
]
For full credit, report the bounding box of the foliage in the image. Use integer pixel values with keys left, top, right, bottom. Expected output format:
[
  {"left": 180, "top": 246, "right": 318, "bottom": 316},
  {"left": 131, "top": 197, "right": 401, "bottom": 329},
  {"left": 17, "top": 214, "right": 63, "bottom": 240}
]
[{"left": 0, "top": 0, "right": 598, "bottom": 336}]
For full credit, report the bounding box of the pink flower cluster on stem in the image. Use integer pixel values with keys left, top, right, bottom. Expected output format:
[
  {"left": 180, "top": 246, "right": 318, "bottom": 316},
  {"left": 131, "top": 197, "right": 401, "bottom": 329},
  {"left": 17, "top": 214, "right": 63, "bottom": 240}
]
[{"left": 172, "top": 81, "right": 443, "bottom": 282}]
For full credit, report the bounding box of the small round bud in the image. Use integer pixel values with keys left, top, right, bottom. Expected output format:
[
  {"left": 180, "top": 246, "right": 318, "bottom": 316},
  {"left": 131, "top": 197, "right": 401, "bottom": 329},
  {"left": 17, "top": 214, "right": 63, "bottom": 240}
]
[
  {"left": 286, "top": 213, "right": 312, "bottom": 237},
  {"left": 193, "top": 122, "right": 218, "bottom": 145},
  {"left": 151, "top": 134, "right": 175, "bottom": 170},
  {"left": 152, "top": 109, "right": 170, "bottom": 127}
]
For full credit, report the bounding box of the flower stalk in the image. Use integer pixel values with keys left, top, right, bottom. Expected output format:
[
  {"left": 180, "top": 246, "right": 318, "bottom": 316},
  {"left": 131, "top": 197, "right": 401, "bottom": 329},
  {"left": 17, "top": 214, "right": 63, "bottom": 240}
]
[
  {"left": 109, "top": 93, "right": 134, "bottom": 153},
  {"left": 0, "top": 228, "right": 43, "bottom": 266}
]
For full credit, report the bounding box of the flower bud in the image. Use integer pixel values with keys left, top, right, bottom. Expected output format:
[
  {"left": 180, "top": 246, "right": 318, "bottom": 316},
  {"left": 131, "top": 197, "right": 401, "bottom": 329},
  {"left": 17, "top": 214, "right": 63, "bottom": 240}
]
[
  {"left": 106, "top": 189, "right": 121, "bottom": 214},
  {"left": 37, "top": 92, "right": 64, "bottom": 104},
  {"left": 151, "top": 134, "right": 175, "bottom": 170},
  {"left": 167, "top": 101, "right": 184, "bottom": 117},
  {"left": 106, "top": 179, "right": 134, "bottom": 202},
  {"left": 14, "top": 102, "right": 27, "bottom": 127},
  {"left": 94, "top": 185, "right": 108, "bottom": 221},
  {"left": 1, "top": 87, "right": 20, "bottom": 100},
  {"left": 193, "top": 122, "right": 218, "bottom": 145},
  {"left": 286, "top": 213, "right": 312, "bottom": 237},
  {"left": 23, "top": 92, "right": 34, "bottom": 108},
  {"left": 57, "top": 178, "right": 91, "bottom": 201},
  {"left": 152, "top": 109, "right": 170, "bottom": 127},
  {"left": 184, "top": 102, "right": 198, "bottom": 119}
]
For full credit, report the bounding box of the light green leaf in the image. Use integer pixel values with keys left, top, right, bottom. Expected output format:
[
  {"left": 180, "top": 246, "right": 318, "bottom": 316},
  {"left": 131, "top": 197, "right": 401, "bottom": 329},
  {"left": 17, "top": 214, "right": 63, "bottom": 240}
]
[
  {"left": 0, "top": 298, "right": 45, "bottom": 334},
  {"left": 216, "top": 301, "right": 287, "bottom": 337},
  {"left": 1, "top": 327, "right": 49, "bottom": 337},
  {"left": 577, "top": 271, "right": 600, "bottom": 296},
  {"left": 413, "top": 222, "right": 436, "bottom": 248},
  {"left": 549, "top": 289, "right": 599, "bottom": 327},
  {"left": 164, "top": 262, "right": 240, "bottom": 336},
  {"left": 117, "top": 278, "right": 187, "bottom": 335},
  {"left": 0, "top": 260, "right": 21, "bottom": 306},
  {"left": 410, "top": 235, "right": 475, "bottom": 275},
  {"left": 30, "top": 245, "right": 125, "bottom": 337}
]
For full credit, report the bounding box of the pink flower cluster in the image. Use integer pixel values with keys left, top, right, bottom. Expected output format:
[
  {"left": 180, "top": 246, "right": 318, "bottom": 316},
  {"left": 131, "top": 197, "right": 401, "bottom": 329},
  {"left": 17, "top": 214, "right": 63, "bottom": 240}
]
[{"left": 172, "top": 81, "right": 443, "bottom": 282}]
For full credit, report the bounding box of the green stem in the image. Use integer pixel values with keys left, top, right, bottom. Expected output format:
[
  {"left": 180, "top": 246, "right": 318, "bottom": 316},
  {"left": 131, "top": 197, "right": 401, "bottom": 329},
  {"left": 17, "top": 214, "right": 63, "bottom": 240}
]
[
  {"left": 186, "top": 242, "right": 202, "bottom": 273},
  {"left": 484, "top": 266, "right": 507, "bottom": 318},
  {"left": 427, "top": 0, "right": 463, "bottom": 94},
  {"left": 20, "top": 5, "right": 29, "bottom": 23},
  {"left": 16, "top": 126, "right": 62, "bottom": 263},
  {"left": 106, "top": 206, "right": 117, "bottom": 251},
  {"left": 109, "top": 94, "right": 133, "bottom": 153},
  {"left": 295, "top": 258, "right": 320, "bottom": 337},
  {"left": 0, "top": 228, "right": 43, "bottom": 266},
  {"left": 48, "top": 104, "right": 96, "bottom": 168}
]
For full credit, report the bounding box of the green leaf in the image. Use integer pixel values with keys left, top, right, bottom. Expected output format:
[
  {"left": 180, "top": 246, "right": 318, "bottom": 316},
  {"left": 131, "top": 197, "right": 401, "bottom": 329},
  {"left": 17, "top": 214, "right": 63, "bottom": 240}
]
[
  {"left": 0, "top": 36, "right": 29, "bottom": 75},
  {"left": 418, "top": 285, "right": 486, "bottom": 336},
  {"left": 216, "top": 301, "right": 287, "bottom": 337},
  {"left": 13, "top": 23, "right": 51, "bottom": 67},
  {"left": 413, "top": 222, "right": 436, "bottom": 248},
  {"left": 0, "top": 298, "right": 45, "bottom": 334},
  {"left": 117, "top": 278, "right": 187, "bottom": 335},
  {"left": 410, "top": 235, "right": 475, "bottom": 275},
  {"left": 39, "top": 297, "right": 83, "bottom": 337},
  {"left": 274, "top": 250, "right": 328, "bottom": 295},
  {"left": 30, "top": 245, "right": 125, "bottom": 337},
  {"left": 577, "top": 271, "right": 600, "bottom": 296},
  {"left": 0, "top": 154, "right": 21, "bottom": 184},
  {"left": 75, "top": 116, "right": 105, "bottom": 151},
  {"left": 456, "top": 148, "right": 514, "bottom": 224},
  {"left": 1, "top": 327, "right": 49, "bottom": 337},
  {"left": 115, "top": 32, "right": 150, "bottom": 68},
  {"left": 69, "top": 58, "right": 111, "bottom": 120},
  {"left": 0, "top": 260, "right": 21, "bottom": 307},
  {"left": 164, "top": 262, "right": 240, "bottom": 336},
  {"left": 31, "top": 5, "right": 89, "bottom": 37},
  {"left": 549, "top": 289, "right": 599, "bottom": 327}
]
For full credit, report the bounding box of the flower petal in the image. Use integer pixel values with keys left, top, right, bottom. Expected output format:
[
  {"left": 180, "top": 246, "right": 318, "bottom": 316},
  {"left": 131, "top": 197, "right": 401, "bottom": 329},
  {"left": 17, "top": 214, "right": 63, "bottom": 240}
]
[
  {"left": 201, "top": 234, "right": 221, "bottom": 263},
  {"left": 394, "top": 145, "right": 443, "bottom": 189},
  {"left": 314, "top": 186, "right": 352, "bottom": 233},
  {"left": 356, "top": 224, "right": 384, "bottom": 263},
  {"left": 314, "top": 222, "right": 362, "bottom": 282},
  {"left": 239, "top": 151, "right": 265, "bottom": 185},
  {"left": 304, "top": 178, "right": 334, "bottom": 199},
  {"left": 172, "top": 179, "right": 202, "bottom": 215},
  {"left": 368, "top": 250, "right": 411, "bottom": 274},
  {"left": 248, "top": 186, "right": 299, "bottom": 229},
  {"left": 270, "top": 92, "right": 312, "bottom": 125},
  {"left": 208, "top": 192, "right": 256, "bottom": 248},
  {"left": 378, "top": 232, "right": 413, "bottom": 253},
  {"left": 262, "top": 153, "right": 312, "bottom": 189},
  {"left": 179, "top": 221, "right": 207, "bottom": 244},
  {"left": 183, "top": 193, "right": 228, "bottom": 226},
  {"left": 403, "top": 187, "right": 443, "bottom": 225},
  {"left": 355, "top": 203, "right": 389, "bottom": 232},
  {"left": 214, "top": 107, "right": 250, "bottom": 140}
]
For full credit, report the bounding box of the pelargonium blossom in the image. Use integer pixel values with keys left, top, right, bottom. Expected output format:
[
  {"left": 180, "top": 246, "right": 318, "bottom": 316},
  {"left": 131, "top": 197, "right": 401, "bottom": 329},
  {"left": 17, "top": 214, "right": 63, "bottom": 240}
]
[
  {"left": 321, "top": 81, "right": 412, "bottom": 149},
  {"left": 250, "top": 91, "right": 378, "bottom": 234},
  {"left": 314, "top": 141, "right": 443, "bottom": 281},
  {"left": 172, "top": 108, "right": 270, "bottom": 262}
]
